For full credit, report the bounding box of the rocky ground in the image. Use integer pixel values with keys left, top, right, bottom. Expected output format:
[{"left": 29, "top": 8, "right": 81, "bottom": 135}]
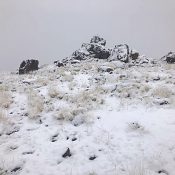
[{"left": 0, "top": 36, "right": 175, "bottom": 175}]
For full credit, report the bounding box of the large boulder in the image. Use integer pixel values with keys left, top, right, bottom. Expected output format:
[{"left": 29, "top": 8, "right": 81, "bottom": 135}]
[
  {"left": 81, "top": 43, "right": 110, "bottom": 59},
  {"left": 108, "top": 44, "right": 130, "bottom": 63},
  {"left": 108, "top": 45, "right": 150, "bottom": 65},
  {"left": 19, "top": 59, "right": 39, "bottom": 74},
  {"left": 162, "top": 52, "right": 175, "bottom": 63},
  {"left": 70, "top": 36, "right": 110, "bottom": 61}
]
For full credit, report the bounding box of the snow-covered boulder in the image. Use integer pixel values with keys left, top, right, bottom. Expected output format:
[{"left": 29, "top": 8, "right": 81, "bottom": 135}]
[
  {"left": 98, "top": 65, "right": 114, "bottom": 73},
  {"left": 81, "top": 43, "right": 110, "bottom": 59},
  {"left": 108, "top": 44, "right": 130, "bottom": 63},
  {"left": 60, "top": 36, "right": 110, "bottom": 63},
  {"left": 19, "top": 59, "right": 39, "bottom": 74},
  {"left": 162, "top": 52, "right": 175, "bottom": 63},
  {"left": 71, "top": 36, "right": 110, "bottom": 61},
  {"left": 108, "top": 44, "right": 151, "bottom": 65},
  {"left": 90, "top": 35, "right": 106, "bottom": 46}
]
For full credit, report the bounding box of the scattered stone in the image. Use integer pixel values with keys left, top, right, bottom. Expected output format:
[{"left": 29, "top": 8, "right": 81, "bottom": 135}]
[
  {"left": 160, "top": 101, "right": 169, "bottom": 105},
  {"left": 51, "top": 134, "right": 59, "bottom": 142},
  {"left": 39, "top": 119, "right": 42, "bottom": 124},
  {"left": 153, "top": 77, "right": 160, "bottom": 81},
  {"left": 62, "top": 148, "right": 71, "bottom": 158},
  {"left": 22, "top": 81, "right": 31, "bottom": 85},
  {"left": 98, "top": 66, "right": 114, "bottom": 73},
  {"left": 9, "top": 145, "right": 18, "bottom": 150},
  {"left": 6, "top": 127, "right": 20, "bottom": 135},
  {"left": 154, "top": 99, "right": 169, "bottom": 106},
  {"left": 11, "top": 167, "right": 22, "bottom": 173},
  {"left": 89, "top": 155, "right": 97, "bottom": 160},
  {"left": 23, "top": 113, "right": 29, "bottom": 116},
  {"left": 11, "top": 88, "right": 16, "bottom": 92},
  {"left": 72, "top": 137, "right": 77, "bottom": 141},
  {"left": 22, "top": 151, "right": 34, "bottom": 155},
  {"left": 111, "top": 85, "right": 118, "bottom": 93},
  {"left": 158, "top": 169, "right": 169, "bottom": 175}
]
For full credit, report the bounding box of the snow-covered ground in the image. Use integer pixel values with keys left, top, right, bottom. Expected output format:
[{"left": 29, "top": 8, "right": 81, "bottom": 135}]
[{"left": 0, "top": 60, "right": 175, "bottom": 175}]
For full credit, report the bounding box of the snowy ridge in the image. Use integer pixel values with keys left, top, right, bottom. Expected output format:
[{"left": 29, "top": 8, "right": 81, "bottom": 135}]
[{"left": 0, "top": 36, "right": 175, "bottom": 175}]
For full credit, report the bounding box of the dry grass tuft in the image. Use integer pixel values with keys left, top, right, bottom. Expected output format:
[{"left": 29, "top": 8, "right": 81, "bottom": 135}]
[{"left": 27, "top": 90, "right": 44, "bottom": 119}]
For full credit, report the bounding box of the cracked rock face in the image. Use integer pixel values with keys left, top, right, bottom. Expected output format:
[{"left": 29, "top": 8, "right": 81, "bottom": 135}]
[{"left": 19, "top": 59, "right": 39, "bottom": 74}]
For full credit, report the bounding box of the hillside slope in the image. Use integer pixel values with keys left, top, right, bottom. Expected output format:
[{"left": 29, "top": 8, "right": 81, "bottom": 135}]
[{"left": 0, "top": 37, "right": 175, "bottom": 175}]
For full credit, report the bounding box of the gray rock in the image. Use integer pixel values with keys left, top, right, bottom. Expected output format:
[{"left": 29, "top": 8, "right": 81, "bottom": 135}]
[
  {"left": 19, "top": 59, "right": 39, "bottom": 74},
  {"left": 90, "top": 35, "right": 106, "bottom": 46}
]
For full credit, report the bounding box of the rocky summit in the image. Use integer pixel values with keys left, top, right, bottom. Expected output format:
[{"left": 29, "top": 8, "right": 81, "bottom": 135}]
[{"left": 54, "top": 36, "right": 161, "bottom": 68}]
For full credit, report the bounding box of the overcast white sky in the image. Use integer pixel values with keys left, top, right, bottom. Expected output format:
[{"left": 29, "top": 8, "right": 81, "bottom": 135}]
[{"left": 0, "top": 0, "right": 175, "bottom": 71}]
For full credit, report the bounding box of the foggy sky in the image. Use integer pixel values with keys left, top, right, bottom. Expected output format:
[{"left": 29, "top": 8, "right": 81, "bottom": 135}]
[{"left": 0, "top": 0, "right": 175, "bottom": 71}]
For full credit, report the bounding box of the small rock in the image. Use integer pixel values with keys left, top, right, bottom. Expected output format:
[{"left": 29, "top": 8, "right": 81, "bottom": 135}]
[
  {"left": 11, "top": 167, "right": 22, "bottom": 172},
  {"left": 153, "top": 77, "right": 160, "bottom": 81},
  {"left": 160, "top": 101, "right": 169, "bottom": 105},
  {"left": 72, "top": 138, "right": 77, "bottom": 141},
  {"left": 54, "top": 61, "right": 64, "bottom": 67},
  {"left": 51, "top": 134, "right": 58, "bottom": 142},
  {"left": 6, "top": 127, "right": 20, "bottom": 135},
  {"left": 22, "top": 151, "right": 34, "bottom": 155},
  {"left": 62, "top": 148, "right": 71, "bottom": 158},
  {"left": 158, "top": 169, "right": 169, "bottom": 175},
  {"left": 89, "top": 155, "right": 97, "bottom": 160}
]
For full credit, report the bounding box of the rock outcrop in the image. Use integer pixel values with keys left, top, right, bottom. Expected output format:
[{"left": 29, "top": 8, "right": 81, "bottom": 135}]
[
  {"left": 72, "top": 36, "right": 110, "bottom": 61},
  {"left": 54, "top": 36, "right": 152, "bottom": 66},
  {"left": 19, "top": 59, "right": 39, "bottom": 74}
]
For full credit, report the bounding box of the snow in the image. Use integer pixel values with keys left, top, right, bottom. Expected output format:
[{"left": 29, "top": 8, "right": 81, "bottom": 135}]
[{"left": 0, "top": 60, "right": 175, "bottom": 175}]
